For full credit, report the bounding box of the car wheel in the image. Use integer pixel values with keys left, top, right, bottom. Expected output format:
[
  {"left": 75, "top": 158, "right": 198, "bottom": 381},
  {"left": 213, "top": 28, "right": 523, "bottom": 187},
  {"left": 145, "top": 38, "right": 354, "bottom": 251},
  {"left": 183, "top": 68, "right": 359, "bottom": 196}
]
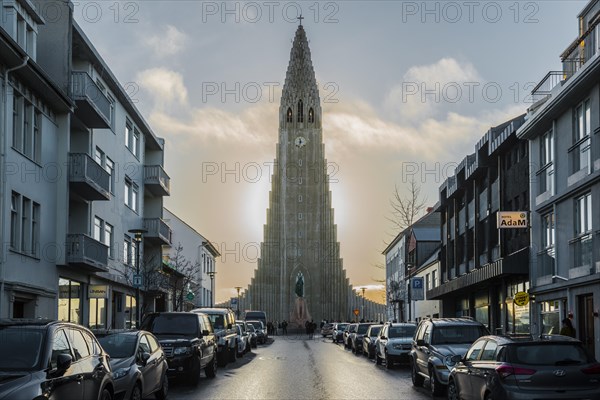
[
  {"left": 411, "top": 359, "right": 424, "bottom": 387},
  {"left": 100, "top": 388, "right": 112, "bottom": 400},
  {"left": 368, "top": 349, "right": 374, "bottom": 359},
  {"left": 155, "top": 373, "right": 169, "bottom": 400},
  {"left": 447, "top": 378, "right": 459, "bottom": 400},
  {"left": 385, "top": 351, "right": 393, "bottom": 369},
  {"left": 229, "top": 345, "right": 237, "bottom": 362},
  {"left": 130, "top": 383, "right": 142, "bottom": 400},
  {"left": 188, "top": 358, "right": 201, "bottom": 385},
  {"left": 205, "top": 355, "right": 217, "bottom": 379},
  {"left": 430, "top": 366, "right": 445, "bottom": 396}
]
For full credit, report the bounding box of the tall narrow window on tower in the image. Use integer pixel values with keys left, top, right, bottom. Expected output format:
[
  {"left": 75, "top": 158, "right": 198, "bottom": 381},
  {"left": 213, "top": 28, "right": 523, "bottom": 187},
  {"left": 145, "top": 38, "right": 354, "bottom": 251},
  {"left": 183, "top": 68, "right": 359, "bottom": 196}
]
[
  {"left": 308, "top": 108, "right": 314, "bottom": 123},
  {"left": 297, "top": 100, "right": 304, "bottom": 122},
  {"left": 287, "top": 107, "right": 293, "bottom": 123}
]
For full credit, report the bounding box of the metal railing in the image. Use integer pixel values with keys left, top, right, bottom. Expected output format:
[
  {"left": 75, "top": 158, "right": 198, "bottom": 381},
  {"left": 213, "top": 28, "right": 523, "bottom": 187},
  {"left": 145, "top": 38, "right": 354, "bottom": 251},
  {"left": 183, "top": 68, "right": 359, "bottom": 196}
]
[
  {"left": 531, "top": 71, "right": 563, "bottom": 103},
  {"left": 66, "top": 234, "right": 109, "bottom": 268},
  {"left": 68, "top": 153, "right": 110, "bottom": 195},
  {"left": 71, "top": 71, "right": 111, "bottom": 122},
  {"left": 144, "top": 165, "right": 171, "bottom": 193}
]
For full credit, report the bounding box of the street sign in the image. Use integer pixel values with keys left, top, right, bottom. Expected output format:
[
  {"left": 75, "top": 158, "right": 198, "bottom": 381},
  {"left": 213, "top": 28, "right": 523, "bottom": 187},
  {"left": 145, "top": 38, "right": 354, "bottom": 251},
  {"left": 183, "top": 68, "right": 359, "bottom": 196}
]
[
  {"left": 353, "top": 309, "right": 360, "bottom": 316},
  {"left": 132, "top": 274, "right": 143, "bottom": 288},
  {"left": 514, "top": 292, "right": 529, "bottom": 306},
  {"left": 186, "top": 292, "right": 195, "bottom": 301},
  {"left": 231, "top": 298, "right": 238, "bottom": 305},
  {"left": 411, "top": 277, "right": 424, "bottom": 301},
  {"left": 497, "top": 211, "right": 528, "bottom": 229}
]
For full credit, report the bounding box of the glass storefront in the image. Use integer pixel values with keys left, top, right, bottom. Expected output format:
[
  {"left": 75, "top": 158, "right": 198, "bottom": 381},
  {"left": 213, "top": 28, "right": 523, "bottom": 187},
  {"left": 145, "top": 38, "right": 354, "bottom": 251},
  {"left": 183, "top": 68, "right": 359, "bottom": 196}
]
[
  {"left": 89, "top": 298, "right": 107, "bottom": 329},
  {"left": 541, "top": 300, "right": 561, "bottom": 335},
  {"left": 125, "top": 295, "right": 137, "bottom": 329},
  {"left": 58, "top": 278, "right": 82, "bottom": 324}
]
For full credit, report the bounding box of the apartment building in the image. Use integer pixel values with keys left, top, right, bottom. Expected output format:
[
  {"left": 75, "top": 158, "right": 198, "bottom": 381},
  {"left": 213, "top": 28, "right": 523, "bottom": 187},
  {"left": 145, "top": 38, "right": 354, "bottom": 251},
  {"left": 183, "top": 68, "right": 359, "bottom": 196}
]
[
  {"left": 517, "top": 0, "right": 600, "bottom": 359},
  {"left": 428, "top": 115, "right": 531, "bottom": 334},
  {"left": 0, "top": 0, "right": 172, "bottom": 329}
]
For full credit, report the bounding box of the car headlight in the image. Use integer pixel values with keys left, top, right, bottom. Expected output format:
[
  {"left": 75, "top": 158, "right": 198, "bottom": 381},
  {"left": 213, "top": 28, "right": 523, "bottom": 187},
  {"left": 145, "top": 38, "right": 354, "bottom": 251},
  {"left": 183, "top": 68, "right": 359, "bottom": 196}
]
[
  {"left": 113, "top": 367, "right": 131, "bottom": 380},
  {"left": 444, "top": 355, "right": 456, "bottom": 367},
  {"left": 174, "top": 346, "right": 192, "bottom": 356}
]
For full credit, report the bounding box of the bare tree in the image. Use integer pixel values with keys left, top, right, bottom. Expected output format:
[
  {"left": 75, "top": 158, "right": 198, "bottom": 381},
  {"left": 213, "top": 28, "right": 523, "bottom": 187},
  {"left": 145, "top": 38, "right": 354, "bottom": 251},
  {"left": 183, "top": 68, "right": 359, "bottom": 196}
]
[
  {"left": 165, "top": 243, "right": 202, "bottom": 312},
  {"left": 387, "top": 178, "right": 427, "bottom": 233}
]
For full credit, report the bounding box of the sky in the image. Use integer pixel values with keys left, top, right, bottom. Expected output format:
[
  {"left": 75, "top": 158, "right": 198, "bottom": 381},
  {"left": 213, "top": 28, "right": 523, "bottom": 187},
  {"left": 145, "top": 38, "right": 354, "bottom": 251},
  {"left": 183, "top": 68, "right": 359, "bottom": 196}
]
[{"left": 73, "top": 0, "right": 587, "bottom": 304}]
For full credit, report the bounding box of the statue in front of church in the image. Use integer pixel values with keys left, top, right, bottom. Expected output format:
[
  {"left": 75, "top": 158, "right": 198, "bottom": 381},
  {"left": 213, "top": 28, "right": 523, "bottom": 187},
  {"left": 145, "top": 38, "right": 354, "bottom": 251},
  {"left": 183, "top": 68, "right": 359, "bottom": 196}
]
[{"left": 295, "top": 272, "right": 304, "bottom": 297}]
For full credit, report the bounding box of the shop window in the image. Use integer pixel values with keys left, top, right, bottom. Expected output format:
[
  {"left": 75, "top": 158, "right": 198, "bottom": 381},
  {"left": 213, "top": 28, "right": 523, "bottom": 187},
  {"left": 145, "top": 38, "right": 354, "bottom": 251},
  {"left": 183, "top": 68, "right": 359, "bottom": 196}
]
[{"left": 58, "top": 278, "right": 82, "bottom": 324}]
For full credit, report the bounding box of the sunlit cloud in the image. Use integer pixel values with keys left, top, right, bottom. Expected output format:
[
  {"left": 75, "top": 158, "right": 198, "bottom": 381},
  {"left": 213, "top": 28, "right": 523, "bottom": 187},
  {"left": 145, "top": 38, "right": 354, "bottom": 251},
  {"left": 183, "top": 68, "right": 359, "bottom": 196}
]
[{"left": 142, "top": 25, "right": 187, "bottom": 57}]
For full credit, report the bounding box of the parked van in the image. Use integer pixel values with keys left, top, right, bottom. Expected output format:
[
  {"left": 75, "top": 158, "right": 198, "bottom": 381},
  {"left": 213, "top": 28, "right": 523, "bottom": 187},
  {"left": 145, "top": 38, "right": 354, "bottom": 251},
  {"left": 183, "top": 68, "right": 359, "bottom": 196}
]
[
  {"left": 245, "top": 311, "right": 268, "bottom": 339},
  {"left": 192, "top": 308, "right": 238, "bottom": 367}
]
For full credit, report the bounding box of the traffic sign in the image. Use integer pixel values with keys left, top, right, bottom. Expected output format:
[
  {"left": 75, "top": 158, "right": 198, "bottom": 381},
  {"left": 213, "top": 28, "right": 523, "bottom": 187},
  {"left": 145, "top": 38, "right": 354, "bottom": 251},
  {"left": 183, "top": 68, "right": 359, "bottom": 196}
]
[
  {"left": 132, "top": 274, "right": 143, "bottom": 288},
  {"left": 186, "top": 292, "right": 195, "bottom": 301},
  {"left": 353, "top": 309, "right": 360, "bottom": 316},
  {"left": 411, "top": 277, "right": 424, "bottom": 301},
  {"left": 231, "top": 298, "right": 238, "bottom": 305}
]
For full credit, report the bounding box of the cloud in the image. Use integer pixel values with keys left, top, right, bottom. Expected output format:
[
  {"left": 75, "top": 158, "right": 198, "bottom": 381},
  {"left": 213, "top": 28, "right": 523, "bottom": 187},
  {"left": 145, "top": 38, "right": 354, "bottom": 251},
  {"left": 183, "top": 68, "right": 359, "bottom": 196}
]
[
  {"left": 385, "top": 57, "right": 483, "bottom": 122},
  {"left": 142, "top": 25, "right": 187, "bottom": 57},
  {"left": 136, "top": 68, "right": 189, "bottom": 109}
]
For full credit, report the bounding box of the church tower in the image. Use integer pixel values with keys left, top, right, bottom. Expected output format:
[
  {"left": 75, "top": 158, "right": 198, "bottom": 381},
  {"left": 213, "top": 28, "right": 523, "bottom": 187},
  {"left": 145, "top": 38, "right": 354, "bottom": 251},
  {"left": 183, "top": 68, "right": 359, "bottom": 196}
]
[{"left": 244, "top": 23, "right": 383, "bottom": 325}]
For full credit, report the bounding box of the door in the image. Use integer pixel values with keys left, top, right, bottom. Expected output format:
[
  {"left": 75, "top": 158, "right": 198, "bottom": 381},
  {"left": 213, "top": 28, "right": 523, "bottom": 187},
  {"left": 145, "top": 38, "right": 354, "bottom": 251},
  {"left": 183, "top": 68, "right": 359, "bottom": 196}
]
[
  {"left": 578, "top": 294, "right": 595, "bottom": 356},
  {"left": 48, "top": 329, "right": 84, "bottom": 399},
  {"left": 139, "top": 334, "right": 162, "bottom": 396},
  {"left": 457, "top": 339, "right": 486, "bottom": 400}
]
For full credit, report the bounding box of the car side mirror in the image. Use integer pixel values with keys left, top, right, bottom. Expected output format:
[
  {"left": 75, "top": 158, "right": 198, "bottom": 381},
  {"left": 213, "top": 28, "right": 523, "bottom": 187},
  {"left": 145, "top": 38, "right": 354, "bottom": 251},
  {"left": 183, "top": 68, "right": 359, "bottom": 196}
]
[
  {"left": 450, "top": 354, "right": 462, "bottom": 363},
  {"left": 416, "top": 339, "right": 426, "bottom": 346},
  {"left": 227, "top": 324, "right": 233, "bottom": 330},
  {"left": 141, "top": 352, "right": 151, "bottom": 365},
  {"left": 380, "top": 336, "right": 387, "bottom": 340},
  {"left": 56, "top": 354, "right": 72, "bottom": 371},
  {"left": 202, "top": 329, "right": 210, "bottom": 336}
]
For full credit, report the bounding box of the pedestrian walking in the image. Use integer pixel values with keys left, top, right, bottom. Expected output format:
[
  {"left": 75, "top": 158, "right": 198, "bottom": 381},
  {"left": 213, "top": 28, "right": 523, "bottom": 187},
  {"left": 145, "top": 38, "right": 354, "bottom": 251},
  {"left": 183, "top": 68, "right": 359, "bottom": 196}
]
[{"left": 560, "top": 317, "right": 576, "bottom": 338}]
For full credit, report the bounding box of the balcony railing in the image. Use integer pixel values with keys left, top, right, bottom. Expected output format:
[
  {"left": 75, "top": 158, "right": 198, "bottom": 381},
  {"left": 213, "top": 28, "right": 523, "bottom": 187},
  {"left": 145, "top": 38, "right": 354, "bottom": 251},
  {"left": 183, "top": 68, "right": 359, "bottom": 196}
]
[
  {"left": 66, "top": 234, "right": 109, "bottom": 272},
  {"left": 561, "top": 23, "right": 599, "bottom": 80},
  {"left": 570, "top": 234, "right": 593, "bottom": 279},
  {"left": 144, "top": 165, "right": 171, "bottom": 197},
  {"left": 537, "top": 247, "right": 555, "bottom": 278},
  {"left": 68, "top": 153, "right": 110, "bottom": 201},
  {"left": 71, "top": 71, "right": 111, "bottom": 129},
  {"left": 568, "top": 137, "right": 591, "bottom": 176},
  {"left": 144, "top": 218, "right": 172, "bottom": 245},
  {"left": 531, "top": 71, "right": 563, "bottom": 103}
]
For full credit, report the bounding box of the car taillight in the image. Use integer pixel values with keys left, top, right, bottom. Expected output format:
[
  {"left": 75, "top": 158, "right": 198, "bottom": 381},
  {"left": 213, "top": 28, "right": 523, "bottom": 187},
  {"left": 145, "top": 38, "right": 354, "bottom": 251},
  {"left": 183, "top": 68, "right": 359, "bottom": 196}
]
[
  {"left": 495, "top": 365, "right": 536, "bottom": 379},
  {"left": 582, "top": 364, "right": 600, "bottom": 375}
]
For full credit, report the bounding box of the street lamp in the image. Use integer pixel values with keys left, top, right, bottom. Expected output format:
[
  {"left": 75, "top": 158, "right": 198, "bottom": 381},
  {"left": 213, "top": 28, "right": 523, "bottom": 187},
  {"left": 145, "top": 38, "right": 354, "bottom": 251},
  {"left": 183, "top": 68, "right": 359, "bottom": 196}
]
[
  {"left": 235, "top": 286, "right": 242, "bottom": 318},
  {"left": 361, "top": 287, "right": 366, "bottom": 321},
  {"left": 128, "top": 228, "right": 147, "bottom": 328},
  {"left": 207, "top": 270, "right": 216, "bottom": 307}
]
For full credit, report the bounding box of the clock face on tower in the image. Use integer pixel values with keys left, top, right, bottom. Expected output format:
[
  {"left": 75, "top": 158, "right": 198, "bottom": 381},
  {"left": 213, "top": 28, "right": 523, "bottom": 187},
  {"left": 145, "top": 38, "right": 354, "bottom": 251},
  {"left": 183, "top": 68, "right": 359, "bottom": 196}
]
[{"left": 294, "top": 136, "right": 307, "bottom": 148}]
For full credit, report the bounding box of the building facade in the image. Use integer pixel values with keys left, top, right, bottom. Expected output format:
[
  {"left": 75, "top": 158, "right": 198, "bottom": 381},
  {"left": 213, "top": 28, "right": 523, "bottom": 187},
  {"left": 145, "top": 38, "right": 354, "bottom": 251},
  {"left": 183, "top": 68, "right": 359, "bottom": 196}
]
[
  {"left": 428, "top": 115, "right": 531, "bottom": 335},
  {"left": 243, "top": 23, "right": 384, "bottom": 325},
  {"left": 0, "top": 0, "right": 172, "bottom": 329},
  {"left": 517, "top": 0, "right": 600, "bottom": 360},
  {"left": 411, "top": 250, "right": 441, "bottom": 322}
]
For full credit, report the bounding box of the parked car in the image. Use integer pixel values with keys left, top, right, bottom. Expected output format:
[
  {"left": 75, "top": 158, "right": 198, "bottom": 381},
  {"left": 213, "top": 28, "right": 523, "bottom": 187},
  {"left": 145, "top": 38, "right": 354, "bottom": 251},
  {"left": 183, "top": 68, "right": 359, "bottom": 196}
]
[
  {"left": 246, "top": 320, "right": 266, "bottom": 344},
  {"left": 410, "top": 317, "right": 489, "bottom": 396},
  {"left": 234, "top": 323, "right": 249, "bottom": 357},
  {"left": 245, "top": 323, "right": 258, "bottom": 348},
  {"left": 236, "top": 321, "right": 252, "bottom": 354},
  {"left": 0, "top": 318, "right": 114, "bottom": 400},
  {"left": 141, "top": 312, "right": 217, "bottom": 385},
  {"left": 447, "top": 334, "right": 600, "bottom": 400},
  {"left": 362, "top": 324, "right": 382, "bottom": 359},
  {"left": 344, "top": 323, "right": 358, "bottom": 349},
  {"left": 244, "top": 311, "right": 268, "bottom": 340},
  {"left": 350, "top": 323, "right": 372, "bottom": 354},
  {"left": 332, "top": 323, "right": 348, "bottom": 343},
  {"left": 96, "top": 330, "right": 168, "bottom": 400},
  {"left": 375, "top": 322, "right": 416, "bottom": 368},
  {"left": 192, "top": 308, "right": 238, "bottom": 367},
  {"left": 321, "top": 323, "right": 334, "bottom": 338}
]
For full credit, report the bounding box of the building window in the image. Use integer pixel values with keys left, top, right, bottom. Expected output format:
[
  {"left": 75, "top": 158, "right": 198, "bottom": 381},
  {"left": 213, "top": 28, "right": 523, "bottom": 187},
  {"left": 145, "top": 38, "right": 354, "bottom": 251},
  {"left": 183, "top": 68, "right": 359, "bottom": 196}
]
[
  {"left": 12, "top": 94, "right": 42, "bottom": 162},
  {"left": 432, "top": 270, "right": 437, "bottom": 288},
  {"left": 89, "top": 298, "right": 107, "bottom": 329},
  {"left": 132, "top": 128, "right": 140, "bottom": 157},
  {"left": 573, "top": 193, "right": 592, "bottom": 269},
  {"left": 538, "top": 129, "right": 554, "bottom": 196},
  {"left": 94, "top": 217, "right": 102, "bottom": 242},
  {"left": 58, "top": 278, "right": 82, "bottom": 324},
  {"left": 125, "top": 119, "right": 140, "bottom": 157},
  {"left": 570, "top": 100, "right": 591, "bottom": 174},
  {"left": 297, "top": 100, "right": 304, "bottom": 123},
  {"left": 105, "top": 223, "right": 113, "bottom": 259},
  {"left": 10, "top": 192, "right": 39, "bottom": 257},
  {"left": 124, "top": 178, "right": 138, "bottom": 212},
  {"left": 308, "top": 107, "right": 314, "bottom": 123},
  {"left": 105, "top": 157, "right": 115, "bottom": 194},
  {"left": 125, "top": 295, "right": 137, "bottom": 329},
  {"left": 539, "top": 212, "right": 555, "bottom": 277},
  {"left": 286, "top": 107, "right": 292, "bottom": 122}
]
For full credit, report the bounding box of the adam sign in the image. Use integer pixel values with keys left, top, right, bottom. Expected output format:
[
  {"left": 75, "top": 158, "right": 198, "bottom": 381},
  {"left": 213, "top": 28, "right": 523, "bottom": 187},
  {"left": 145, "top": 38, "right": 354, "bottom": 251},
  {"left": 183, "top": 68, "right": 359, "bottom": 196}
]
[{"left": 497, "top": 212, "right": 528, "bottom": 229}]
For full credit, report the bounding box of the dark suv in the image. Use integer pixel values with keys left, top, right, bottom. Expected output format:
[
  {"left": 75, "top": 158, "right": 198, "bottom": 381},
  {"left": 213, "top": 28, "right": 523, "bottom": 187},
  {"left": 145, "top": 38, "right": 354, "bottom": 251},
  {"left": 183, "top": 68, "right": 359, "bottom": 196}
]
[
  {"left": 141, "top": 312, "right": 217, "bottom": 385},
  {"left": 410, "top": 317, "right": 489, "bottom": 395},
  {"left": 0, "top": 319, "right": 114, "bottom": 400}
]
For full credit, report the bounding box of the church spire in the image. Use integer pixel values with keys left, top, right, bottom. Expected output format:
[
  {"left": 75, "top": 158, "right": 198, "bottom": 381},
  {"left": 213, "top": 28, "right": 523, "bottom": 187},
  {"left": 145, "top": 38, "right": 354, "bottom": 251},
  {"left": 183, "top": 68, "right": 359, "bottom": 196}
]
[{"left": 281, "top": 24, "right": 320, "bottom": 127}]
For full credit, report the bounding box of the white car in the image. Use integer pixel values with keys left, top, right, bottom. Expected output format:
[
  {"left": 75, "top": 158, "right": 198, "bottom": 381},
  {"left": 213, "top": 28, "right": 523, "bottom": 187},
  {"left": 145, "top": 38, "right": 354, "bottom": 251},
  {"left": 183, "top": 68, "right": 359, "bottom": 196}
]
[
  {"left": 234, "top": 323, "right": 249, "bottom": 357},
  {"left": 375, "top": 322, "right": 417, "bottom": 369}
]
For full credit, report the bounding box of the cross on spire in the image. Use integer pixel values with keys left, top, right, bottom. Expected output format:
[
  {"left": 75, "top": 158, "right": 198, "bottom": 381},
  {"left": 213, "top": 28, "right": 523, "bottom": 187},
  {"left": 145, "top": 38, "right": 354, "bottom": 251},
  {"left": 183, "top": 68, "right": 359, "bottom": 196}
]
[{"left": 297, "top": 14, "right": 304, "bottom": 26}]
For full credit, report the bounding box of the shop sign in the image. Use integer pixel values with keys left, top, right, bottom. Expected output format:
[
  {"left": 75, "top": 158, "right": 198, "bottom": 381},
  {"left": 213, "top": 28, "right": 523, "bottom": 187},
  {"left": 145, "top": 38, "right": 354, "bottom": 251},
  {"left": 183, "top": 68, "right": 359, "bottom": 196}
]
[
  {"left": 497, "top": 211, "right": 528, "bottom": 229},
  {"left": 514, "top": 291, "right": 529, "bottom": 307},
  {"left": 88, "top": 285, "right": 109, "bottom": 299}
]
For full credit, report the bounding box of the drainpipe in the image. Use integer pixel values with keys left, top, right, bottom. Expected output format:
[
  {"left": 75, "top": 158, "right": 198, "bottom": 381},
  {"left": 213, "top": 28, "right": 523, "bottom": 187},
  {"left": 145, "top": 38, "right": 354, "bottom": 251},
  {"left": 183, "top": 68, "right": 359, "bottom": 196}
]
[{"left": 0, "top": 56, "right": 30, "bottom": 317}]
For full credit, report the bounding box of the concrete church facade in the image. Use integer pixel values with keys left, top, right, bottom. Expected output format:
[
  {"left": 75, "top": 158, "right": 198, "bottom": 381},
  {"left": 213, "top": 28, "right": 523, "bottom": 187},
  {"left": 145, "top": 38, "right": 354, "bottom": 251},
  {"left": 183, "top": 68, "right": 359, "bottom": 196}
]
[{"left": 241, "top": 24, "right": 384, "bottom": 326}]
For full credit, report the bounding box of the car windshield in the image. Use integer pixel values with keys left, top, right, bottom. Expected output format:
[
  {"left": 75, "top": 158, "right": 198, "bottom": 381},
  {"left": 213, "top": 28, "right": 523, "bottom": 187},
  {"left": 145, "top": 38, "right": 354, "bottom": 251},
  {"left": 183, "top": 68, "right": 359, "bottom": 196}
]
[
  {"left": 248, "top": 321, "right": 263, "bottom": 330},
  {"left": 207, "top": 314, "right": 225, "bottom": 329},
  {"left": 336, "top": 324, "right": 348, "bottom": 330},
  {"left": 389, "top": 325, "right": 416, "bottom": 338},
  {"left": 432, "top": 325, "right": 487, "bottom": 344},
  {"left": 508, "top": 343, "right": 592, "bottom": 366},
  {"left": 97, "top": 333, "right": 137, "bottom": 358},
  {"left": 357, "top": 325, "right": 370, "bottom": 334},
  {"left": 246, "top": 325, "right": 255, "bottom": 332},
  {"left": 0, "top": 328, "right": 44, "bottom": 370},
  {"left": 369, "top": 327, "right": 381, "bottom": 337},
  {"left": 144, "top": 314, "right": 197, "bottom": 336}
]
